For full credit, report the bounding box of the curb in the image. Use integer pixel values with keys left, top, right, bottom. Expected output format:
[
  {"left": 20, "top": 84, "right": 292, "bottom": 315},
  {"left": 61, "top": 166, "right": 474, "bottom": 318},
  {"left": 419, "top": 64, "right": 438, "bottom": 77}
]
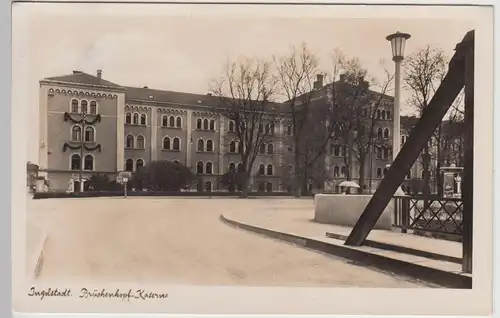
[{"left": 220, "top": 214, "right": 471, "bottom": 289}]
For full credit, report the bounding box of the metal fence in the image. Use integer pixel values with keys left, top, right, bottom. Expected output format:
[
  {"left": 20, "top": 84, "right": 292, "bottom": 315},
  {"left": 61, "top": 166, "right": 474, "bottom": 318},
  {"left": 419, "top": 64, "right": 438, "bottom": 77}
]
[{"left": 393, "top": 196, "right": 463, "bottom": 239}]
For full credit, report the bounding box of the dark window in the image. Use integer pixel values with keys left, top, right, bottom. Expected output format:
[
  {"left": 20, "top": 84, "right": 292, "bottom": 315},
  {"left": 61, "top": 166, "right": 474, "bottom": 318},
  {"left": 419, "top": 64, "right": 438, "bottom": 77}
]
[
  {"left": 383, "top": 128, "right": 389, "bottom": 139},
  {"left": 173, "top": 137, "right": 180, "bottom": 150},
  {"left": 71, "top": 126, "right": 81, "bottom": 141},
  {"left": 377, "top": 128, "right": 383, "bottom": 138},
  {"left": 206, "top": 140, "right": 214, "bottom": 152},
  {"left": 237, "top": 163, "right": 244, "bottom": 172},
  {"left": 133, "top": 113, "right": 139, "bottom": 125},
  {"left": 203, "top": 119, "right": 209, "bottom": 130},
  {"left": 126, "top": 113, "right": 132, "bottom": 124},
  {"left": 71, "top": 154, "right": 81, "bottom": 170},
  {"left": 376, "top": 168, "right": 382, "bottom": 178},
  {"left": 259, "top": 144, "right": 266, "bottom": 154},
  {"left": 259, "top": 164, "right": 265, "bottom": 175},
  {"left": 125, "top": 159, "right": 134, "bottom": 172},
  {"left": 136, "top": 159, "right": 144, "bottom": 170},
  {"left": 196, "top": 118, "right": 202, "bottom": 129},
  {"left": 210, "top": 119, "right": 215, "bottom": 131},
  {"left": 205, "top": 162, "right": 213, "bottom": 174},
  {"left": 163, "top": 137, "right": 170, "bottom": 150},
  {"left": 126, "top": 135, "right": 134, "bottom": 148},
  {"left": 197, "top": 139, "right": 204, "bottom": 152},
  {"left": 176, "top": 116, "right": 182, "bottom": 128},
  {"left": 169, "top": 116, "right": 175, "bottom": 127},
  {"left": 333, "top": 166, "right": 339, "bottom": 177},
  {"left": 229, "top": 141, "right": 236, "bottom": 153},
  {"left": 81, "top": 100, "right": 88, "bottom": 114},
  {"left": 266, "top": 164, "right": 273, "bottom": 176},
  {"left": 266, "top": 182, "right": 273, "bottom": 192},
  {"left": 162, "top": 116, "right": 168, "bottom": 127},
  {"left": 136, "top": 135, "right": 145, "bottom": 149},
  {"left": 84, "top": 155, "right": 94, "bottom": 170},
  {"left": 286, "top": 125, "right": 292, "bottom": 135},
  {"left": 71, "top": 99, "right": 79, "bottom": 113},
  {"left": 140, "top": 114, "right": 147, "bottom": 125},
  {"left": 267, "top": 144, "right": 274, "bottom": 154},
  {"left": 89, "top": 101, "right": 97, "bottom": 114},
  {"left": 229, "top": 163, "right": 235, "bottom": 171},
  {"left": 196, "top": 161, "right": 204, "bottom": 174},
  {"left": 229, "top": 121, "right": 235, "bottom": 132},
  {"left": 84, "top": 127, "right": 94, "bottom": 142}
]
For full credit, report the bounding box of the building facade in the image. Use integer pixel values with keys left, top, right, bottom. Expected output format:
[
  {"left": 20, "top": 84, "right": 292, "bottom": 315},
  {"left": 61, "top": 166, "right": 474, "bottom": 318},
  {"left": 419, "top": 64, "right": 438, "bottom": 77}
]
[{"left": 39, "top": 70, "right": 453, "bottom": 194}]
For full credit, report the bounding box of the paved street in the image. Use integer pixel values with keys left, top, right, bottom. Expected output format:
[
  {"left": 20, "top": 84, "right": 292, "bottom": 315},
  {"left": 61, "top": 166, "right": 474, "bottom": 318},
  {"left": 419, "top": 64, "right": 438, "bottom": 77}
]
[{"left": 28, "top": 197, "right": 425, "bottom": 287}]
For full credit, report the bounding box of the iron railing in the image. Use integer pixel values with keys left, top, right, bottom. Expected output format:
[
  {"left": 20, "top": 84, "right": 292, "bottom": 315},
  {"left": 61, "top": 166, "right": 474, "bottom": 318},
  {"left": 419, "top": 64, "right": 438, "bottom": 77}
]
[{"left": 393, "top": 196, "right": 463, "bottom": 239}]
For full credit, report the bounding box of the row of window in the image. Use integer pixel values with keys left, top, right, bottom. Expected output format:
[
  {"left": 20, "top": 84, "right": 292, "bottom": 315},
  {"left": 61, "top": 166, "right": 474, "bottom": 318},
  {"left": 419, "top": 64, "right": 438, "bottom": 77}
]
[
  {"left": 70, "top": 154, "right": 95, "bottom": 170},
  {"left": 70, "top": 99, "right": 98, "bottom": 115},
  {"left": 71, "top": 125, "right": 96, "bottom": 142},
  {"left": 377, "top": 128, "right": 390, "bottom": 139},
  {"left": 126, "top": 135, "right": 146, "bottom": 149},
  {"left": 125, "top": 113, "right": 148, "bottom": 125},
  {"left": 259, "top": 143, "right": 274, "bottom": 155},
  {"left": 375, "top": 109, "right": 392, "bottom": 120}
]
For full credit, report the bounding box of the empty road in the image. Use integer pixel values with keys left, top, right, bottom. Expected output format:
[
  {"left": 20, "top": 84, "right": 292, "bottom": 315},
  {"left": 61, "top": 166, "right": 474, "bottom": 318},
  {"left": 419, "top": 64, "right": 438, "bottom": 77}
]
[{"left": 28, "top": 197, "right": 424, "bottom": 287}]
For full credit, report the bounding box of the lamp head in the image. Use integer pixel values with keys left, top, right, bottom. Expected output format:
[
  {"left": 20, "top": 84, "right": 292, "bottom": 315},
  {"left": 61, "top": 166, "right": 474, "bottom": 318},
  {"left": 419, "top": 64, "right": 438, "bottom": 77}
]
[{"left": 386, "top": 31, "right": 411, "bottom": 62}]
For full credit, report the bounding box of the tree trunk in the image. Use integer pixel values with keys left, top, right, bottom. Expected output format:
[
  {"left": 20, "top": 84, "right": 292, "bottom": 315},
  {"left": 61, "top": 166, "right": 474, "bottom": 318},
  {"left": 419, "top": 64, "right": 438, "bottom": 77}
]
[
  {"left": 240, "top": 173, "right": 250, "bottom": 198},
  {"left": 358, "top": 154, "right": 366, "bottom": 194}
]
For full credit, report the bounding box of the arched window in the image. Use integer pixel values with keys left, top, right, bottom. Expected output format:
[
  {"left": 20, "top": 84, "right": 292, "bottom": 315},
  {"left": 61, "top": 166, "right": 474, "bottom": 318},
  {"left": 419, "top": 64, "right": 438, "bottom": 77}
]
[
  {"left": 196, "top": 161, "right": 204, "bottom": 174},
  {"left": 136, "top": 159, "right": 144, "bottom": 170},
  {"left": 286, "top": 125, "right": 292, "bottom": 136},
  {"left": 383, "top": 128, "right": 389, "bottom": 139},
  {"left": 126, "top": 113, "right": 132, "bottom": 124},
  {"left": 376, "top": 168, "right": 382, "bottom": 178},
  {"left": 267, "top": 164, "right": 273, "bottom": 176},
  {"left": 377, "top": 147, "right": 382, "bottom": 159},
  {"left": 377, "top": 128, "right": 383, "bottom": 138},
  {"left": 259, "top": 164, "right": 265, "bottom": 175},
  {"left": 163, "top": 137, "right": 171, "bottom": 150},
  {"left": 173, "top": 160, "right": 180, "bottom": 164},
  {"left": 176, "top": 116, "right": 182, "bottom": 128},
  {"left": 133, "top": 113, "right": 139, "bottom": 125},
  {"left": 383, "top": 148, "right": 389, "bottom": 159},
  {"left": 70, "top": 154, "right": 81, "bottom": 170},
  {"left": 381, "top": 110, "right": 386, "bottom": 119},
  {"left": 197, "top": 139, "right": 204, "bottom": 152},
  {"left": 209, "top": 119, "right": 215, "bottom": 131},
  {"left": 383, "top": 167, "right": 389, "bottom": 176},
  {"left": 140, "top": 114, "right": 147, "bottom": 125},
  {"left": 259, "top": 144, "right": 266, "bottom": 154},
  {"left": 386, "top": 110, "right": 391, "bottom": 120},
  {"left": 71, "top": 99, "right": 79, "bottom": 113},
  {"left": 229, "top": 121, "right": 235, "bottom": 132},
  {"left": 196, "top": 118, "right": 202, "bottom": 129},
  {"left": 341, "top": 166, "right": 347, "bottom": 177},
  {"left": 229, "top": 163, "right": 236, "bottom": 171},
  {"left": 162, "top": 115, "right": 168, "bottom": 127},
  {"left": 333, "top": 166, "right": 339, "bottom": 177},
  {"left": 237, "top": 163, "right": 244, "bottom": 172},
  {"left": 126, "top": 134, "right": 134, "bottom": 148},
  {"left": 267, "top": 144, "right": 274, "bottom": 154},
  {"left": 81, "top": 100, "right": 88, "bottom": 114},
  {"left": 71, "top": 126, "right": 81, "bottom": 141},
  {"left": 203, "top": 119, "right": 209, "bottom": 130},
  {"left": 229, "top": 141, "right": 236, "bottom": 153},
  {"left": 333, "top": 146, "right": 340, "bottom": 157},
  {"left": 84, "top": 155, "right": 94, "bottom": 170},
  {"left": 206, "top": 140, "right": 214, "bottom": 152},
  {"left": 125, "top": 159, "right": 134, "bottom": 172},
  {"left": 206, "top": 162, "right": 213, "bottom": 174},
  {"left": 89, "top": 101, "right": 97, "bottom": 115},
  {"left": 173, "top": 137, "right": 180, "bottom": 150},
  {"left": 169, "top": 116, "right": 175, "bottom": 127},
  {"left": 84, "top": 126, "right": 95, "bottom": 142},
  {"left": 266, "top": 182, "right": 273, "bottom": 192},
  {"left": 136, "top": 135, "right": 145, "bottom": 149}
]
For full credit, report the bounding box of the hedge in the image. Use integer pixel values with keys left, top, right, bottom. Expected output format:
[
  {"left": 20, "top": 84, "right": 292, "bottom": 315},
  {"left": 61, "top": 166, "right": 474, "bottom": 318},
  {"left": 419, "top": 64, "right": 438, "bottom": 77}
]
[{"left": 32, "top": 190, "right": 312, "bottom": 199}]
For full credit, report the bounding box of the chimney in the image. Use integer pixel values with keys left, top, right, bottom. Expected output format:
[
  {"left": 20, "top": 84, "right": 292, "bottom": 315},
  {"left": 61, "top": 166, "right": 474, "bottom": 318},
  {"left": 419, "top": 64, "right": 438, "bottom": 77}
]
[
  {"left": 96, "top": 69, "right": 102, "bottom": 78},
  {"left": 314, "top": 74, "right": 324, "bottom": 89},
  {"left": 339, "top": 73, "right": 346, "bottom": 83}
]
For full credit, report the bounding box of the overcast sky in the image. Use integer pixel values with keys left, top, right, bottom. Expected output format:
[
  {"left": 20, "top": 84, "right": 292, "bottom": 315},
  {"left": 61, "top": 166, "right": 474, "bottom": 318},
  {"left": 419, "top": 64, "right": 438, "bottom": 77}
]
[{"left": 12, "top": 3, "right": 485, "bottom": 164}]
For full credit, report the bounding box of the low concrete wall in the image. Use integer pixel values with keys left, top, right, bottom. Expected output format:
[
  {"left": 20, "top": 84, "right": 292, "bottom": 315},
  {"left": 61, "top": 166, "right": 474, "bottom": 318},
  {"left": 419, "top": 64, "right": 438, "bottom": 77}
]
[{"left": 314, "top": 194, "right": 394, "bottom": 230}]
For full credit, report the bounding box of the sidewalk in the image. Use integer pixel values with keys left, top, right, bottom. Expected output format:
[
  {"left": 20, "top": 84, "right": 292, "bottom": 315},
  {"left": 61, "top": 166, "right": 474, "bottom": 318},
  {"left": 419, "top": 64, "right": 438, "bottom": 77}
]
[{"left": 222, "top": 201, "right": 470, "bottom": 288}]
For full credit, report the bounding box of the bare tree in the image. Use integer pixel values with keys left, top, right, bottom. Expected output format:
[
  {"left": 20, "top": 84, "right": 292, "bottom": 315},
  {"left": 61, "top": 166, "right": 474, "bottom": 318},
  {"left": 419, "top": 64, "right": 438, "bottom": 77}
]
[
  {"left": 274, "top": 43, "right": 321, "bottom": 197},
  {"left": 403, "top": 45, "right": 447, "bottom": 195},
  {"left": 210, "top": 57, "right": 280, "bottom": 198}
]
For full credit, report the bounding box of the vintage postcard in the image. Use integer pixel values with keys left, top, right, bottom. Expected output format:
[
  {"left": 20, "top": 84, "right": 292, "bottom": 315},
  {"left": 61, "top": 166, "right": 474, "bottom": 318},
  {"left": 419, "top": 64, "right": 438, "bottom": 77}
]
[{"left": 11, "top": 2, "right": 494, "bottom": 316}]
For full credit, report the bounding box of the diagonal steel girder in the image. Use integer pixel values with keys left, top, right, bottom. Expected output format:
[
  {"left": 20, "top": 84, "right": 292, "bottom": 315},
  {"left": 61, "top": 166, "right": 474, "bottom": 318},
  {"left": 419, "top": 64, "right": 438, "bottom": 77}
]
[{"left": 344, "top": 31, "right": 474, "bottom": 246}]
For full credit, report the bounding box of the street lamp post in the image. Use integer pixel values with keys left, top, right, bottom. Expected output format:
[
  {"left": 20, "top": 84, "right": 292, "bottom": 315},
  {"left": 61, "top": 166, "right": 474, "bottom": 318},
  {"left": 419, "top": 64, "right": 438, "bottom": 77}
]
[
  {"left": 386, "top": 31, "right": 411, "bottom": 194},
  {"left": 386, "top": 31, "right": 411, "bottom": 160}
]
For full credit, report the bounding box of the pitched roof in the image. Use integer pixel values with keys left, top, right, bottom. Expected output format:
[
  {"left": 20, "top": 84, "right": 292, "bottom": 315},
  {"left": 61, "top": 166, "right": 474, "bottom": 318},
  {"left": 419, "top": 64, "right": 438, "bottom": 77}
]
[
  {"left": 44, "top": 71, "right": 123, "bottom": 88},
  {"left": 124, "top": 86, "right": 220, "bottom": 106}
]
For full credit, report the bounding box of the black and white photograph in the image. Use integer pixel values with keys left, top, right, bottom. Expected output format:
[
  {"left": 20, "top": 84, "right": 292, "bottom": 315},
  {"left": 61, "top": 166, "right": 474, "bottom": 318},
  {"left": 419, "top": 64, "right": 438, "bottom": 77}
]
[{"left": 11, "top": 2, "right": 494, "bottom": 316}]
